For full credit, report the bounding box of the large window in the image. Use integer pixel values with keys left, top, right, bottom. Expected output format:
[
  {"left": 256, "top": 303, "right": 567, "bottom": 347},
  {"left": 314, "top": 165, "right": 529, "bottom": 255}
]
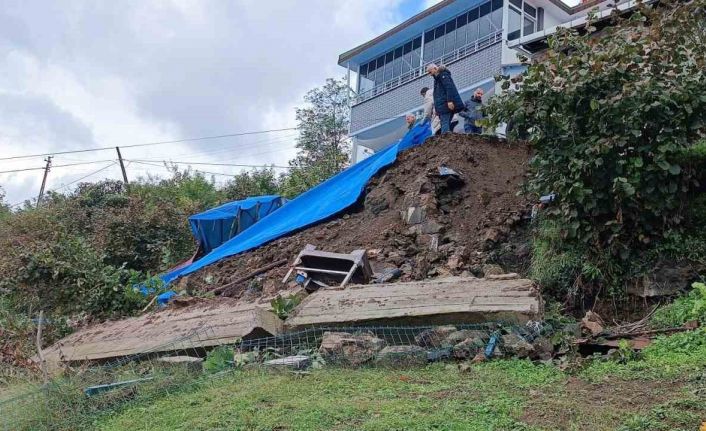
[
  {"left": 358, "top": 35, "right": 422, "bottom": 92},
  {"left": 422, "top": 0, "right": 503, "bottom": 64},
  {"left": 508, "top": 0, "right": 541, "bottom": 41}
]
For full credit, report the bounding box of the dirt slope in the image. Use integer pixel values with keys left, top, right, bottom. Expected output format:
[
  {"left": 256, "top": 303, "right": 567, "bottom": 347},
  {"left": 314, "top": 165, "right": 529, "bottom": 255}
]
[{"left": 179, "top": 134, "right": 533, "bottom": 298}]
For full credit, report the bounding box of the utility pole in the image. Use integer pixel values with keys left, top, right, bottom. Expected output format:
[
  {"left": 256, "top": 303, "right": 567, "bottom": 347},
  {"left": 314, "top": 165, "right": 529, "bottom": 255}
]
[
  {"left": 115, "top": 146, "right": 129, "bottom": 190},
  {"left": 36, "top": 156, "right": 52, "bottom": 208}
]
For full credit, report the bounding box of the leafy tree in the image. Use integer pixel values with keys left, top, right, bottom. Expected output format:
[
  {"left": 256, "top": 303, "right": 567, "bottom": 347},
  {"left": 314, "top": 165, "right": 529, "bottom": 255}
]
[
  {"left": 222, "top": 168, "right": 280, "bottom": 201},
  {"left": 485, "top": 0, "right": 706, "bottom": 261},
  {"left": 0, "top": 186, "right": 9, "bottom": 220},
  {"left": 281, "top": 78, "right": 350, "bottom": 197}
]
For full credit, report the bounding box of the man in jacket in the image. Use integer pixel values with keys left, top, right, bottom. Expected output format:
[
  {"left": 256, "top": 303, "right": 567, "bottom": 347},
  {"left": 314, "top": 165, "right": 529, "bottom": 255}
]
[
  {"left": 460, "top": 87, "right": 484, "bottom": 134},
  {"left": 427, "top": 63, "right": 464, "bottom": 133}
]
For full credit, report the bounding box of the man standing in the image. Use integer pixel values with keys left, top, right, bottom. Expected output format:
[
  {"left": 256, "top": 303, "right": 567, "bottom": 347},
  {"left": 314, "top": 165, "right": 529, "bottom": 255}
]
[
  {"left": 460, "top": 87, "right": 484, "bottom": 134},
  {"left": 427, "top": 63, "right": 464, "bottom": 133},
  {"left": 420, "top": 87, "right": 440, "bottom": 134}
]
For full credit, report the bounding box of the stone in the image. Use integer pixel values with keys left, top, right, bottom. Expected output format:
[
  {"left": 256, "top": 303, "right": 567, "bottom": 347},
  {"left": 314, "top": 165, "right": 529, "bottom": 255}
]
[
  {"left": 481, "top": 264, "right": 505, "bottom": 277},
  {"left": 403, "top": 206, "right": 427, "bottom": 225},
  {"left": 486, "top": 273, "right": 520, "bottom": 280},
  {"left": 447, "top": 255, "right": 462, "bottom": 271},
  {"left": 375, "top": 345, "right": 427, "bottom": 367},
  {"left": 319, "top": 331, "right": 386, "bottom": 366},
  {"left": 501, "top": 334, "right": 535, "bottom": 358},
  {"left": 581, "top": 311, "right": 604, "bottom": 337},
  {"left": 156, "top": 356, "right": 203, "bottom": 373},
  {"left": 444, "top": 330, "right": 489, "bottom": 347},
  {"left": 415, "top": 325, "right": 458, "bottom": 348},
  {"left": 628, "top": 262, "right": 694, "bottom": 298},
  {"left": 482, "top": 228, "right": 504, "bottom": 243},
  {"left": 265, "top": 355, "right": 310, "bottom": 370},
  {"left": 531, "top": 337, "right": 554, "bottom": 361},
  {"left": 421, "top": 220, "right": 443, "bottom": 234},
  {"left": 452, "top": 337, "right": 486, "bottom": 359}
]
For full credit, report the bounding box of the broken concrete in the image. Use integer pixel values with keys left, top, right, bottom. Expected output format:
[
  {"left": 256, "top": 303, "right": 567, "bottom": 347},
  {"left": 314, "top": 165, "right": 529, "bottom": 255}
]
[
  {"left": 375, "top": 346, "right": 427, "bottom": 367},
  {"left": 318, "top": 331, "right": 386, "bottom": 366},
  {"left": 42, "top": 298, "right": 283, "bottom": 369},
  {"left": 265, "top": 355, "right": 311, "bottom": 370},
  {"left": 286, "top": 277, "right": 542, "bottom": 329}
]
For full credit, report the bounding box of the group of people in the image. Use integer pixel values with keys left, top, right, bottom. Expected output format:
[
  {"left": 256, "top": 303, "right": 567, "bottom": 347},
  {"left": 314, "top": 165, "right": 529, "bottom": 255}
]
[{"left": 405, "top": 63, "right": 486, "bottom": 135}]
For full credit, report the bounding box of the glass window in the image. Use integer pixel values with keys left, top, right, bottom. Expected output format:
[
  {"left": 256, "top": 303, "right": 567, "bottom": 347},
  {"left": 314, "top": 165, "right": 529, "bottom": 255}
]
[
  {"left": 443, "top": 20, "right": 457, "bottom": 55},
  {"left": 423, "top": 30, "right": 435, "bottom": 62},
  {"left": 479, "top": 2, "right": 491, "bottom": 18},
  {"left": 523, "top": 16, "right": 535, "bottom": 36},
  {"left": 467, "top": 8, "right": 479, "bottom": 43},
  {"left": 492, "top": 0, "right": 503, "bottom": 11},
  {"left": 491, "top": 7, "right": 503, "bottom": 30},
  {"left": 359, "top": 63, "right": 367, "bottom": 77},
  {"left": 508, "top": 5, "right": 522, "bottom": 40},
  {"left": 524, "top": 2, "right": 537, "bottom": 18},
  {"left": 510, "top": 0, "right": 522, "bottom": 8},
  {"left": 413, "top": 36, "right": 422, "bottom": 50}
]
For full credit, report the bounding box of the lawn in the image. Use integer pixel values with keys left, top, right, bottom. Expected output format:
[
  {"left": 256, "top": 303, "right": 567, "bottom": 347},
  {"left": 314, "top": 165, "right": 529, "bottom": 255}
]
[{"left": 95, "top": 331, "right": 706, "bottom": 431}]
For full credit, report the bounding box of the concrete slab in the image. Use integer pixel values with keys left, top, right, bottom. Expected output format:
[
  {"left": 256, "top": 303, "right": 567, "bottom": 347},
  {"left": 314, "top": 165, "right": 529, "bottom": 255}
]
[
  {"left": 285, "top": 277, "right": 542, "bottom": 329},
  {"left": 42, "top": 298, "right": 282, "bottom": 367}
]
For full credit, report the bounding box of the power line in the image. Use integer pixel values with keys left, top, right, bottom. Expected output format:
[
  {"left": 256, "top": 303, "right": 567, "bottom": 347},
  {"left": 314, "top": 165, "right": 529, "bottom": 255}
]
[
  {"left": 0, "top": 159, "right": 117, "bottom": 175},
  {"left": 0, "top": 127, "right": 299, "bottom": 162},
  {"left": 126, "top": 159, "right": 291, "bottom": 169}
]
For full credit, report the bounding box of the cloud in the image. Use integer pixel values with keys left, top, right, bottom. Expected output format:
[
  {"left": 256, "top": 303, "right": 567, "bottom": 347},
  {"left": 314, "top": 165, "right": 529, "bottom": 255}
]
[{"left": 0, "top": 0, "right": 414, "bottom": 204}]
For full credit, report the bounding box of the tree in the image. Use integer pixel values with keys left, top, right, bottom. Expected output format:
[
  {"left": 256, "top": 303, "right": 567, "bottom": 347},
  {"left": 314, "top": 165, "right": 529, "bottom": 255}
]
[
  {"left": 0, "top": 186, "right": 10, "bottom": 220},
  {"left": 484, "top": 0, "right": 706, "bottom": 259},
  {"left": 281, "top": 78, "right": 350, "bottom": 197},
  {"left": 222, "top": 168, "right": 280, "bottom": 201}
]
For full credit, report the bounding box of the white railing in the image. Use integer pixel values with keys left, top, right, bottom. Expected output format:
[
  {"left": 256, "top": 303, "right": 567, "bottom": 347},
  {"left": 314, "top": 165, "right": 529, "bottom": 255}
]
[{"left": 355, "top": 30, "right": 503, "bottom": 105}]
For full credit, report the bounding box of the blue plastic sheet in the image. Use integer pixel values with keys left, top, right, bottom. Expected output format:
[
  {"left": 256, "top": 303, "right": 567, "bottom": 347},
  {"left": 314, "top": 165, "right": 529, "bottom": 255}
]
[
  {"left": 162, "top": 122, "right": 432, "bottom": 284},
  {"left": 189, "top": 195, "right": 285, "bottom": 253}
]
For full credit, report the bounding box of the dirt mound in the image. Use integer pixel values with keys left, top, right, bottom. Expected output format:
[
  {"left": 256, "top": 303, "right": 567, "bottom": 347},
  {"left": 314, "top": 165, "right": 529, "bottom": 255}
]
[{"left": 180, "top": 134, "right": 532, "bottom": 298}]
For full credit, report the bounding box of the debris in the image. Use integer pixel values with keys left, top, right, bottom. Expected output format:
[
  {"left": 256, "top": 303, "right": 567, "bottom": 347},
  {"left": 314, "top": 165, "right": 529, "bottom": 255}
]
[
  {"left": 265, "top": 355, "right": 311, "bottom": 370},
  {"left": 531, "top": 337, "right": 554, "bottom": 360},
  {"left": 486, "top": 273, "right": 520, "bottom": 280},
  {"left": 282, "top": 245, "right": 372, "bottom": 290},
  {"left": 157, "top": 356, "right": 204, "bottom": 373},
  {"left": 481, "top": 264, "right": 505, "bottom": 276},
  {"left": 444, "top": 329, "right": 489, "bottom": 347},
  {"left": 453, "top": 337, "right": 486, "bottom": 359},
  {"left": 212, "top": 259, "right": 288, "bottom": 295},
  {"left": 501, "top": 333, "right": 535, "bottom": 358},
  {"left": 373, "top": 267, "right": 402, "bottom": 284},
  {"left": 415, "top": 326, "right": 458, "bottom": 348},
  {"left": 375, "top": 346, "right": 427, "bottom": 367},
  {"left": 539, "top": 193, "right": 556, "bottom": 205},
  {"left": 318, "top": 331, "right": 386, "bottom": 366},
  {"left": 580, "top": 311, "right": 605, "bottom": 337}
]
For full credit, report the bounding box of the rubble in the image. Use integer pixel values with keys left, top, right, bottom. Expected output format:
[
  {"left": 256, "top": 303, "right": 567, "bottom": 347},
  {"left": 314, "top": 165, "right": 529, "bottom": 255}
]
[
  {"left": 414, "top": 326, "right": 458, "bottom": 348},
  {"left": 501, "top": 333, "right": 535, "bottom": 358},
  {"left": 375, "top": 346, "right": 427, "bottom": 367},
  {"left": 318, "top": 331, "right": 386, "bottom": 366}
]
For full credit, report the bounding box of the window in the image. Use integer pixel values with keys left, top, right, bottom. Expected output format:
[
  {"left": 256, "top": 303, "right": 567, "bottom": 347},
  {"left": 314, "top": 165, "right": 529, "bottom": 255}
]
[
  {"left": 466, "top": 8, "right": 479, "bottom": 44},
  {"left": 478, "top": 2, "right": 492, "bottom": 38},
  {"left": 491, "top": 0, "right": 503, "bottom": 31},
  {"left": 443, "top": 19, "right": 457, "bottom": 55},
  {"left": 508, "top": 1, "right": 522, "bottom": 40}
]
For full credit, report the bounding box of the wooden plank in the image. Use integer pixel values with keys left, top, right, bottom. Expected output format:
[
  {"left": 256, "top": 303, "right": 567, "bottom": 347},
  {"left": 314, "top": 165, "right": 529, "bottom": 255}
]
[
  {"left": 42, "top": 298, "right": 283, "bottom": 367},
  {"left": 285, "top": 277, "right": 541, "bottom": 329}
]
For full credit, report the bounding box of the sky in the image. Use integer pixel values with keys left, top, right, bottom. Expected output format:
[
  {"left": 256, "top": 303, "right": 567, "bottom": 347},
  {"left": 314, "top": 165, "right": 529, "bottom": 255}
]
[{"left": 0, "top": 0, "right": 438, "bottom": 206}]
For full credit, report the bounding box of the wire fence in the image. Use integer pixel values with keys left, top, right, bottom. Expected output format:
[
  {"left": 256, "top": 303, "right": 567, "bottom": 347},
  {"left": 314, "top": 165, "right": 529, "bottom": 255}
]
[{"left": 0, "top": 321, "right": 555, "bottom": 430}]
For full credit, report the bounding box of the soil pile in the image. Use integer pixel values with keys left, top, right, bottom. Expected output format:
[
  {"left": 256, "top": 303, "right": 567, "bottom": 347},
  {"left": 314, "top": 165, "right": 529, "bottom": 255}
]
[{"left": 179, "top": 134, "right": 533, "bottom": 298}]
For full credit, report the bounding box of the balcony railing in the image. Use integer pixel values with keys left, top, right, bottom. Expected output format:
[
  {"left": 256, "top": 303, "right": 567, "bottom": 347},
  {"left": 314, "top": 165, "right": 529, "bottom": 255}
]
[{"left": 354, "top": 30, "right": 503, "bottom": 105}]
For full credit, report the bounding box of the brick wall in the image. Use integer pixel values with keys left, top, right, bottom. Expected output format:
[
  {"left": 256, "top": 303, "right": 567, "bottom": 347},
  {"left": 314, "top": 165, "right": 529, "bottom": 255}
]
[{"left": 350, "top": 42, "right": 503, "bottom": 135}]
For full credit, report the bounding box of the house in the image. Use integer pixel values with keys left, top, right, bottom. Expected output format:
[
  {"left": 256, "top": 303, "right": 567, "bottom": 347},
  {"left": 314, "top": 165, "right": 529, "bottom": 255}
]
[{"left": 339, "top": 0, "right": 619, "bottom": 162}]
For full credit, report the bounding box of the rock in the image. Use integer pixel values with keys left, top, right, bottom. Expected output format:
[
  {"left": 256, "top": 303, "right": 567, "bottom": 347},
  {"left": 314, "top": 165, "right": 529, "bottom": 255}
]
[
  {"left": 444, "top": 330, "right": 489, "bottom": 347},
  {"left": 471, "top": 352, "right": 487, "bottom": 363},
  {"left": 319, "top": 331, "right": 386, "bottom": 366},
  {"left": 481, "top": 264, "right": 505, "bottom": 276},
  {"left": 501, "top": 334, "right": 535, "bottom": 358},
  {"left": 482, "top": 228, "right": 503, "bottom": 243},
  {"left": 265, "top": 355, "right": 310, "bottom": 370},
  {"left": 486, "top": 273, "right": 520, "bottom": 280},
  {"left": 628, "top": 262, "right": 694, "bottom": 298},
  {"left": 375, "top": 346, "right": 427, "bottom": 367},
  {"left": 421, "top": 220, "right": 443, "bottom": 234},
  {"left": 452, "top": 337, "right": 486, "bottom": 359},
  {"left": 531, "top": 337, "right": 554, "bottom": 360},
  {"left": 447, "top": 255, "right": 462, "bottom": 271},
  {"left": 403, "top": 206, "right": 427, "bottom": 225},
  {"left": 580, "top": 311, "right": 604, "bottom": 337},
  {"left": 415, "top": 326, "right": 458, "bottom": 348},
  {"left": 365, "top": 195, "right": 391, "bottom": 215}
]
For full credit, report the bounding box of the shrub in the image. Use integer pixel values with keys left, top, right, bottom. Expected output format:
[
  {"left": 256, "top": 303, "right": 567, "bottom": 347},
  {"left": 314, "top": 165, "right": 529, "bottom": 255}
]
[
  {"left": 651, "top": 282, "right": 706, "bottom": 328},
  {"left": 485, "top": 0, "right": 706, "bottom": 260}
]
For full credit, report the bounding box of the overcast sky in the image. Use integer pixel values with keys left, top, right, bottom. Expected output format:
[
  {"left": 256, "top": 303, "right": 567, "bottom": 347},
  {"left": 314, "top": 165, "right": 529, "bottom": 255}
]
[{"left": 0, "top": 0, "right": 440, "bottom": 206}]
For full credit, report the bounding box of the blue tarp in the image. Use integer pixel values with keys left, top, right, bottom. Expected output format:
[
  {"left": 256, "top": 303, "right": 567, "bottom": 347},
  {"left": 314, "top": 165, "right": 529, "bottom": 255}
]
[
  {"left": 189, "top": 195, "right": 285, "bottom": 253},
  {"left": 162, "top": 122, "right": 432, "bottom": 284}
]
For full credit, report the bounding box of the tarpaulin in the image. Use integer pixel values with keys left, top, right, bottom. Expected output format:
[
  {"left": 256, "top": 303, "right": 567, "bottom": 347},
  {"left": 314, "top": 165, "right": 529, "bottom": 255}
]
[
  {"left": 162, "top": 122, "right": 432, "bottom": 284},
  {"left": 189, "top": 195, "right": 285, "bottom": 254}
]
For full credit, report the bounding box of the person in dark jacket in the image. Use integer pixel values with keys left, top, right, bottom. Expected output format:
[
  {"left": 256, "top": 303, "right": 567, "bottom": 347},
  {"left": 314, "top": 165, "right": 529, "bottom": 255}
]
[
  {"left": 460, "top": 87, "right": 484, "bottom": 134},
  {"left": 427, "top": 63, "right": 464, "bottom": 133}
]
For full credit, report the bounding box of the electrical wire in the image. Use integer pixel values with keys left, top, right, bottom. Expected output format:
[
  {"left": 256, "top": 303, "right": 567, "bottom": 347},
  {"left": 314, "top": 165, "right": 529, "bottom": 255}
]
[
  {"left": 0, "top": 159, "right": 117, "bottom": 175},
  {"left": 0, "top": 127, "right": 299, "bottom": 161},
  {"left": 126, "top": 159, "right": 291, "bottom": 169}
]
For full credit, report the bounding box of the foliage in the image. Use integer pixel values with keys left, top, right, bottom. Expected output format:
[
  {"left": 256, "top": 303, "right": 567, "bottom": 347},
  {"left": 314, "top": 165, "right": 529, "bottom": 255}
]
[
  {"left": 281, "top": 78, "right": 350, "bottom": 197},
  {"left": 651, "top": 282, "right": 706, "bottom": 328},
  {"left": 222, "top": 168, "right": 280, "bottom": 201},
  {"left": 203, "top": 346, "right": 234, "bottom": 374},
  {"left": 270, "top": 294, "right": 301, "bottom": 320},
  {"left": 0, "top": 186, "right": 9, "bottom": 220},
  {"left": 484, "top": 1, "right": 706, "bottom": 262}
]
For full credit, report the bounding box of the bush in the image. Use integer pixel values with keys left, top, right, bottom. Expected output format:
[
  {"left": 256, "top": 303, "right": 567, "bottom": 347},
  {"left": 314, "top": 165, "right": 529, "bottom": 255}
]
[
  {"left": 485, "top": 0, "right": 706, "bottom": 259},
  {"left": 651, "top": 282, "right": 706, "bottom": 328}
]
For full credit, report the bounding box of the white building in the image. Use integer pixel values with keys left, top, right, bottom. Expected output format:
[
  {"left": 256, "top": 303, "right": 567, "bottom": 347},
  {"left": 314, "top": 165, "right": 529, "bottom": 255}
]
[{"left": 339, "top": 0, "right": 621, "bottom": 162}]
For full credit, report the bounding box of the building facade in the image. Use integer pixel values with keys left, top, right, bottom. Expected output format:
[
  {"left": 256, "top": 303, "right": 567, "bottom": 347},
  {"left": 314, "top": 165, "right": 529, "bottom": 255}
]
[{"left": 339, "top": 0, "right": 615, "bottom": 162}]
